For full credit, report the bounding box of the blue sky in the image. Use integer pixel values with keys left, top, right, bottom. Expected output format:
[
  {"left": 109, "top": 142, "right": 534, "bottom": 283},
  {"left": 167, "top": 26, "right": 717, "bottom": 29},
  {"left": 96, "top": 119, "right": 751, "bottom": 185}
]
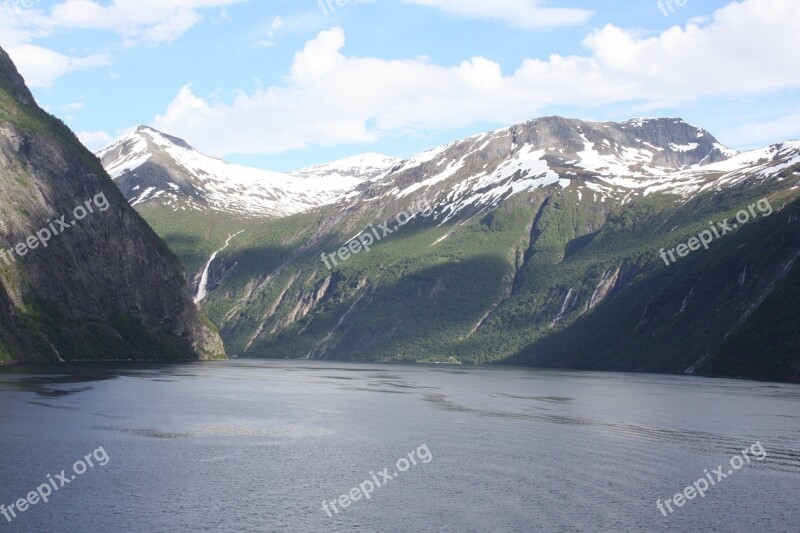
[{"left": 2, "top": 0, "right": 800, "bottom": 171}]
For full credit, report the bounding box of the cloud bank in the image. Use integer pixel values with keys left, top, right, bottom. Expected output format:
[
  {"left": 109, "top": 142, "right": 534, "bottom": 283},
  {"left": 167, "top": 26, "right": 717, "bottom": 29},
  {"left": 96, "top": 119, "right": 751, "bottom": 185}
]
[{"left": 153, "top": 0, "right": 800, "bottom": 156}]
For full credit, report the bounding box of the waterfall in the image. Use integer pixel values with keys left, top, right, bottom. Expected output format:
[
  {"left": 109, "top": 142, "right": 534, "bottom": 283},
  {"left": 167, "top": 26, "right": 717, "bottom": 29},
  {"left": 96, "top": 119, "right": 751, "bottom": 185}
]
[
  {"left": 194, "top": 231, "right": 242, "bottom": 304},
  {"left": 550, "top": 288, "right": 576, "bottom": 327},
  {"left": 47, "top": 341, "right": 65, "bottom": 363},
  {"left": 588, "top": 268, "right": 620, "bottom": 310}
]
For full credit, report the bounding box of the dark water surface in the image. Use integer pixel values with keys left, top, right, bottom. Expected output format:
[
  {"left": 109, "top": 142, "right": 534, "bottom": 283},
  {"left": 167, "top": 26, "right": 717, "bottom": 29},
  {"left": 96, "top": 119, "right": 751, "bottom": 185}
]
[{"left": 0, "top": 360, "right": 798, "bottom": 532}]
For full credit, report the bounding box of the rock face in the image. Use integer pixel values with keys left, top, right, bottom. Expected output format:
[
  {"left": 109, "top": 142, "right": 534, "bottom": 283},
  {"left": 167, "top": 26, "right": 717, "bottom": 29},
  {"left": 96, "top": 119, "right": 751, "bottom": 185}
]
[{"left": 0, "top": 47, "right": 225, "bottom": 363}]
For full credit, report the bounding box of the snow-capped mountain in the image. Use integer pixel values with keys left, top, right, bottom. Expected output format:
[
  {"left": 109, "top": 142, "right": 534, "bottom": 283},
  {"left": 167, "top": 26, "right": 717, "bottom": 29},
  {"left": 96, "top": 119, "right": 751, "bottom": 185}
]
[
  {"left": 100, "top": 118, "right": 800, "bottom": 226},
  {"left": 96, "top": 126, "right": 399, "bottom": 217},
  {"left": 344, "top": 117, "right": 800, "bottom": 224},
  {"left": 378, "top": 117, "right": 733, "bottom": 203},
  {"left": 290, "top": 153, "right": 401, "bottom": 184}
]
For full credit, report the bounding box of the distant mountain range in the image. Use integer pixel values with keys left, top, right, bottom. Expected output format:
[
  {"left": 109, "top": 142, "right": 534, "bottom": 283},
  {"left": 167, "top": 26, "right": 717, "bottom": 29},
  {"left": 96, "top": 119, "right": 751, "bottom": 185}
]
[{"left": 98, "top": 117, "right": 800, "bottom": 382}]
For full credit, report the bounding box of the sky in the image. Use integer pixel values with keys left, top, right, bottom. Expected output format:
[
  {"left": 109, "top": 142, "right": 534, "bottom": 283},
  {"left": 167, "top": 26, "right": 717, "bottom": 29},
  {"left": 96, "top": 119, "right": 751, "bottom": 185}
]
[{"left": 1, "top": 0, "right": 800, "bottom": 171}]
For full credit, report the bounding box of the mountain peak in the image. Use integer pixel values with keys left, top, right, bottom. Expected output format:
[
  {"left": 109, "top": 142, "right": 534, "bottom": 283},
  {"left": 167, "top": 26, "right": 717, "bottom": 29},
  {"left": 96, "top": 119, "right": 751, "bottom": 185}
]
[
  {"left": 499, "top": 115, "right": 731, "bottom": 169},
  {"left": 97, "top": 128, "right": 399, "bottom": 217},
  {"left": 110, "top": 125, "right": 195, "bottom": 152},
  {"left": 623, "top": 116, "right": 687, "bottom": 125},
  {"left": 356, "top": 115, "right": 752, "bottom": 225},
  {"left": 290, "top": 152, "right": 401, "bottom": 183},
  {"left": 136, "top": 125, "right": 193, "bottom": 147}
]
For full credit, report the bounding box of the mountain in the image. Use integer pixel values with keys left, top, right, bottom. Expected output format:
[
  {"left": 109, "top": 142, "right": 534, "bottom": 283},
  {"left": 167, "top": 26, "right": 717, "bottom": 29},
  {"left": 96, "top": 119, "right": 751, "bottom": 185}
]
[
  {"left": 348, "top": 117, "right": 740, "bottom": 220},
  {"left": 103, "top": 117, "right": 800, "bottom": 382},
  {"left": 0, "top": 47, "right": 225, "bottom": 363},
  {"left": 98, "top": 126, "right": 399, "bottom": 217},
  {"left": 289, "top": 152, "right": 402, "bottom": 184}
]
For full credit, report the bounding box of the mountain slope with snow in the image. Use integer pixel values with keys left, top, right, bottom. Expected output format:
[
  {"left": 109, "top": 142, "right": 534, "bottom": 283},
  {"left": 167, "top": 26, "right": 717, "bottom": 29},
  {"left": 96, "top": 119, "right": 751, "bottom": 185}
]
[
  {"left": 290, "top": 153, "right": 401, "bottom": 185},
  {"left": 97, "top": 126, "right": 399, "bottom": 217},
  {"left": 101, "top": 118, "right": 800, "bottom": 225},
  {"left": 359, "top": 117, "right": 743, "bottom": 219},
  {"left": 328, "top": 117, "right": 800, "bottom": 230}
]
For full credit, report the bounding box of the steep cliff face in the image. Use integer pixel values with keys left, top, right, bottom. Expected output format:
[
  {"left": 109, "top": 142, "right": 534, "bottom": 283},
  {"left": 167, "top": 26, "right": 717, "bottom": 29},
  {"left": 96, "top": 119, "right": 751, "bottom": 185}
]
[{"left": 0, "top": 47, "right": 225, "bottom": 363}]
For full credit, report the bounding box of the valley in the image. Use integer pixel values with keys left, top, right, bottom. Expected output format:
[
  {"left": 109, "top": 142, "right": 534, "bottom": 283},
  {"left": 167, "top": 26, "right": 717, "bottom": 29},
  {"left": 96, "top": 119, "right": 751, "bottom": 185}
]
[{"left": 99, "top": 117, "right": 800, "bottom": 382}]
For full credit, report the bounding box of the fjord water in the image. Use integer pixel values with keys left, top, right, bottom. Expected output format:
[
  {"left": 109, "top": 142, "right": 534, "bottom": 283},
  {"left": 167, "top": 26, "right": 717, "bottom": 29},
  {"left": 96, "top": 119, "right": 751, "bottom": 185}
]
[{"left": 0, "top": 362, "right": 798, "bottom": 532}]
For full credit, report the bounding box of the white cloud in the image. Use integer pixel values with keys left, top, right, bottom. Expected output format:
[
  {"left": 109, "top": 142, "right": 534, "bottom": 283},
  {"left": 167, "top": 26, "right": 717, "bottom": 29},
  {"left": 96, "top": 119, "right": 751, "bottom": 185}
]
[
  {"left": 404, "top": 0, "right": 593, "bottom": 28},
  {"left": 46, "top": 0, "right": 247, "bottom": 45},
  {"left": 77, "top": 130, "right": 113, "bottom": 149},
  {"left": 5, "top": 44, "right": 109, "bottom": 87},
  {"left": 152, "top": 0, "right": 800, "bottom": 156},
  {"left": 0, "top": 0, "right": 246, "bottom": 87},
  {"left": 0, "top": 7, "right": 101, "bottom": 88}
]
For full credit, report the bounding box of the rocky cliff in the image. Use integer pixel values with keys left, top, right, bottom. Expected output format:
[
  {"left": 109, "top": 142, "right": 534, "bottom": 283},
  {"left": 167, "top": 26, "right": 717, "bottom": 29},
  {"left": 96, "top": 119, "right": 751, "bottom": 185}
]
[{"left": 0, "top": 47, "right": 225, "bottom": 363}]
